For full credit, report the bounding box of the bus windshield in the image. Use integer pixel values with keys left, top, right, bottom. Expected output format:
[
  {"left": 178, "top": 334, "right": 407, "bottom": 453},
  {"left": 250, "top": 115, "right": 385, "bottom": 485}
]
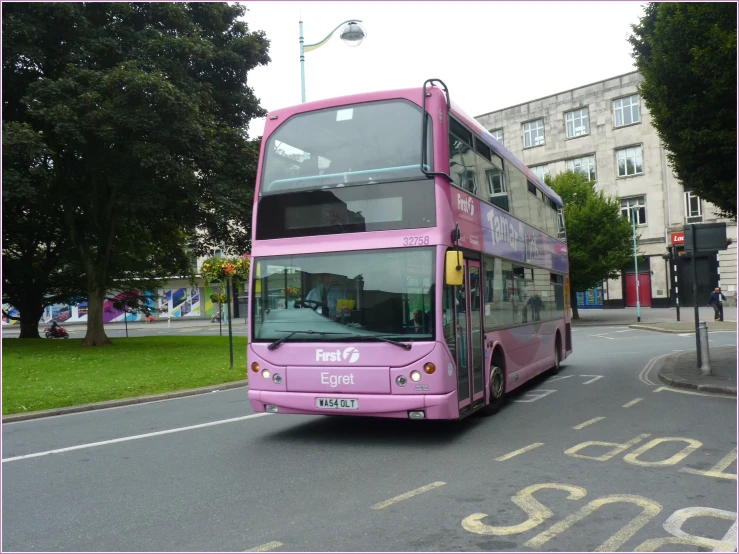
[
  {"left": 252, "top": 248, "right": 435, "bottom": 342},
  {"left": 261, "top": 99, "right": 432, "bottom": 195}
]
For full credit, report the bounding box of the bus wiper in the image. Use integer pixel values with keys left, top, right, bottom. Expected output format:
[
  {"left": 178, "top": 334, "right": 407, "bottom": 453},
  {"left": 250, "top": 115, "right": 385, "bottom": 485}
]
[
  {"left": 344, "top": 334, "right": 412, "bottom": 350},
  {"left": 269, "top": 330, "right": 351, "bottom": 351}
]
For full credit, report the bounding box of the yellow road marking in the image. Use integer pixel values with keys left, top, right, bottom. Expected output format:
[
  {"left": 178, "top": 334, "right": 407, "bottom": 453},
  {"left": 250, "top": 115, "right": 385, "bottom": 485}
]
[
  {"left": 622, "top": 398, "right": 643, "bottom": 408},
  {"left": 244, "top": 541, "right": 282, "bottom": 552},
  {"left": 525, "top": 494, "right": 662, "bottom": 551},
  {"left": 680, "top": 448, "right": 737, "bottom": 481},
  {"left": 462, "top": 483, "right": 586, "bottom": 536},
  {"left": 623, "top": 437, "right": 702, "bottom": 468},
  {"left": 371, "top": 481, "right": 446, "bottom": 509},
  {"left": 564, "top": 433, "right": 651, "bottom": 462},
  {"left": 494, "top": 443, "right": 544, "bottom": 461},
  {"left": 573, "top": 417, "right": 605, "bottom": 430}
]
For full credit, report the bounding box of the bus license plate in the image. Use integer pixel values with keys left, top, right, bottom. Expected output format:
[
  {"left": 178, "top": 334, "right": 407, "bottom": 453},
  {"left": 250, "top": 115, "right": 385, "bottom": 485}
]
[{"left": 316, "top": 398, "right": 358, "bottom": 410}]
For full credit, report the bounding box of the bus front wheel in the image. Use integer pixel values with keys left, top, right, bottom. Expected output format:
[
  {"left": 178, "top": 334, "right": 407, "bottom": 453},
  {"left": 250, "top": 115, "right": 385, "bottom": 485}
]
[{"left": 481, "top": 364, "right": 505, "bottom": 416}]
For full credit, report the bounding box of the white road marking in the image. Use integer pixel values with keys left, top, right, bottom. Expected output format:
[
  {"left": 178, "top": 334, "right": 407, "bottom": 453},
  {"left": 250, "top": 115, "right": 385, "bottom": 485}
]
[
  {"left": 513, "top": 390, "right": 557, "bottom": 403},
  {"left": 573, "top": 417, "right": 605, "bottom": 430},
  {"left": 622, "top": 398, "right": 643, "bottom": 408},
  {"left": 548, "top": 375, "right": 573, "bottom": 383},
  {"left": 2, "top": 413, "right": 270, "bottom": 463},
  {"left": 653, "top": 387, "right": 737, "bottom": 400},
  {"left": 244, "top": 541, "right": 283, "bottom": 552},
  {"left": 495, "top": 443, "right": 545, "bottom": 461},
  {"left": 580, "top": 375, "right": 603, "bottom": 385},
  {"left": 371, "top": 482, "right": 446, "bottom": 509}
]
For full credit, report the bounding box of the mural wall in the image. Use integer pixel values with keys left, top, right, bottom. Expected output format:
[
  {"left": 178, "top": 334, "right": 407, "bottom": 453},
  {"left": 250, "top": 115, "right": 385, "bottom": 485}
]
[{"left": 2, "top": 281, "right": 222, "bottom": 325}]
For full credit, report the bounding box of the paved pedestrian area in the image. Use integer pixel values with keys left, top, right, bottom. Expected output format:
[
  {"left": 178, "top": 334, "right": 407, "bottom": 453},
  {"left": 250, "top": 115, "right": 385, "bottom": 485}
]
[
  {"left": 572, "top": 306, "right": 737, "bottom": 326},
  {"left": 658, "top": 345, "right": 737, "bottom": 395}
]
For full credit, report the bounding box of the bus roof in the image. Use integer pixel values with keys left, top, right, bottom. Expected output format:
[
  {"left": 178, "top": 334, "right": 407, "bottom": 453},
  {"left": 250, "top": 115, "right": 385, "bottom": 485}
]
[{"left": 263, "top": 85, "right": 563, "bottom": 208}]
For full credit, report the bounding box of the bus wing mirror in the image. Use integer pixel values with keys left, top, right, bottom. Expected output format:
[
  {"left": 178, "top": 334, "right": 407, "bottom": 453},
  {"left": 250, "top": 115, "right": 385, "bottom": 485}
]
[{"left": 445, "top": 251, "right": 464, "bottom": 286}]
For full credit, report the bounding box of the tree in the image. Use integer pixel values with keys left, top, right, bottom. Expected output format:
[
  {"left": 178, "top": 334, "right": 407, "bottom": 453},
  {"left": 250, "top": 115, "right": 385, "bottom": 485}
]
[
  {"left": 2, "top": 3, "right": 270, "bottom": 345},
  {"left": 545, "top": 171, "right": 637, "bottom": 319},
  {"left": 629, "top": 3, "right": 737, "bottom": 218},
  {"left": 2, "top": 121, "right": 86, "bottom": 338}
]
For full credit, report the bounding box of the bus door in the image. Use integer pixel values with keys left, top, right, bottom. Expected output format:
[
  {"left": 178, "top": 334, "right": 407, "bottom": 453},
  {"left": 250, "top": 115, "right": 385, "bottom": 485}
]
[{"left": 456, "top": 260, "right": 485, "bottom": 410}]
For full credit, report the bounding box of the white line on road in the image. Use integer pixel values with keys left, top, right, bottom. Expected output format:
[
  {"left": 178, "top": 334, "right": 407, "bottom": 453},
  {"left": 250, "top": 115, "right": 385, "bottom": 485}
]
[
  {"left": 512, "top": 389, "right": 557, "bottom": 403},
  {"left": 494, "top": 443, "right": 544, "bottom": 461},
  {"left": 1, "top": 413, "right": 271, "bottom": 463},
  {"left": 653, "top": 387, "right": 737, "bottom": 400},
  {"left": 371, "top": 482, "right": 446, "bottom": 509},
  {"left": 622, "top": 398, "right": 643, "bottom": 408},
  {"left": 573, "top": 417, "right": 605, "bottom": 430},
  {"left": 548, "top": 375, "right": 573, "bottom": 382},
  {"left": 244, "top": 541, "right": 283, "bottom": 552},
  {"left": 580, "top": 375, "right": 603, "bottom": 385}
]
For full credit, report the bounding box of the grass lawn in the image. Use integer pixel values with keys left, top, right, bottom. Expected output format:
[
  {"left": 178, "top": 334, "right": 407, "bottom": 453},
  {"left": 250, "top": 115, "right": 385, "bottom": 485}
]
[{"left": 2, "top": 336, "right": 248, "bottom": 415}]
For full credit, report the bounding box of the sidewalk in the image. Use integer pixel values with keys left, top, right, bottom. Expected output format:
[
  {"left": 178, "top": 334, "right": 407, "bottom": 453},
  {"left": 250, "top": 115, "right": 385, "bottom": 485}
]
[
  {"left": 572, "top": 306, "right": 737, "bottom": 327},
  {"left": 657, "top": 346, "right": 737, "bottom": 396}
]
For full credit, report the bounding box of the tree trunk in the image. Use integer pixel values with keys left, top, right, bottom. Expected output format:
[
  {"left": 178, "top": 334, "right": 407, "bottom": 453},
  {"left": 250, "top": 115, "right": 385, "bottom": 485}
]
[
  {"left": 82, "top": 287, "right": 112, "bottom": 346},
  {"left": 18, "top": 301, "right": 44, "bottom": 339},
  {"left": 570, "top": 285, "right": 580, "bottom": 320}
]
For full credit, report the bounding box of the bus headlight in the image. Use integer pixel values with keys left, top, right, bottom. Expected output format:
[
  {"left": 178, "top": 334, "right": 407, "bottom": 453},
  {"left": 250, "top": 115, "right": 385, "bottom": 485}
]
[
  {"left": 262, "top": 369, "right": 271, "bottom": 379},
  {"left": 423, "top": 362, "right": 436, "bottom": 374},
  {"left": 410, "top": 370, "right": 422, "bottom": 382}
]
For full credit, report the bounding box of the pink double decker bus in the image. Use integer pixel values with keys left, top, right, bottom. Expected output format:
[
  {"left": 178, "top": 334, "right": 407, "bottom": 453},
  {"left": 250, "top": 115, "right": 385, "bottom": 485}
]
[{"left": 247, "top": 79, "right": 572, "bottom": 420}]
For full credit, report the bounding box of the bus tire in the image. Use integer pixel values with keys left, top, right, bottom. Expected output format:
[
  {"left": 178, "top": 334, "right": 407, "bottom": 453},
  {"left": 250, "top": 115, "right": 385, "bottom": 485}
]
[
  {"left": 481, "top": 362, "right": 506, "bottom": 416},
  {"left": 551, "top": 335, "right": 562, "bottom": 375}
]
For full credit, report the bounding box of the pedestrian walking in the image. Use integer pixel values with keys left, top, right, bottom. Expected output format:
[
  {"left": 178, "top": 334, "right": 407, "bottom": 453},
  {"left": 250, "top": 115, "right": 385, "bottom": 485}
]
[{"left": 708, "top": 287, "right": 727, "bottom": 321}]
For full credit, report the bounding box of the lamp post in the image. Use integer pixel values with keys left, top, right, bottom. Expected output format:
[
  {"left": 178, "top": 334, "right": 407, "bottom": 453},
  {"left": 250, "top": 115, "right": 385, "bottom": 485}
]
[
  {"left": 631, "top": 208, "right": 641, "bottom": 323},
  {"left": 299, "top": 19, "right": 366, "bottom": 103}
]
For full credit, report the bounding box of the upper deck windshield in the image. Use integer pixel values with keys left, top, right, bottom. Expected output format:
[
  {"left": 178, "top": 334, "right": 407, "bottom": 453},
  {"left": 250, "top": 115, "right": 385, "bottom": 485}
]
[
  {"left": 252, "top": 248, "right": 435, "bottom": 342},
  {"left": 260, "top": 99, "right": 431, "bottom": 196}
]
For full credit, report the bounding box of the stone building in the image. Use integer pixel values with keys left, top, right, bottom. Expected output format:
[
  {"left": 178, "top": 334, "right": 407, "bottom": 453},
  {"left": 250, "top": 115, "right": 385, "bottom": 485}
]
[{"left": 475, "top": 71, "right": 737, "bottom": 309}]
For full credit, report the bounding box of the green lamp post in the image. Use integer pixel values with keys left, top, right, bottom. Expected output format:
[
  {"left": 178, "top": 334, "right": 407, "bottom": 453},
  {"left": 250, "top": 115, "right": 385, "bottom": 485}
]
[{"left": 299, "top": 19, "right": 366, "bottom": 103}]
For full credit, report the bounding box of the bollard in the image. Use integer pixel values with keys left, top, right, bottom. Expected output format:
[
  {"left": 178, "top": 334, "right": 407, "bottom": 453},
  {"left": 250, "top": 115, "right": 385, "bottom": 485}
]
[{"left": 698, "top": 322, "right": 711, "bottom": 375}]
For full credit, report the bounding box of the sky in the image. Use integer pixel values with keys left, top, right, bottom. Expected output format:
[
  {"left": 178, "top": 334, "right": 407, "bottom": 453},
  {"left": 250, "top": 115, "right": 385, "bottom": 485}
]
[{"left": 241, "top": 1, "right": 648, "bottom": 138}]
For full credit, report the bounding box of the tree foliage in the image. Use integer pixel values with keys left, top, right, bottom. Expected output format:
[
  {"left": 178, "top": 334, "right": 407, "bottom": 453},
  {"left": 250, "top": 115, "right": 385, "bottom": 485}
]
[
  {"left": 546, "top": 171, "right": 637, "bottom": 317},
  {"left": 629, "top": 2, "right": 737, "bottom": 218},
  {"left": 2, "top": 2, "right": 270, "bottom": 344}
]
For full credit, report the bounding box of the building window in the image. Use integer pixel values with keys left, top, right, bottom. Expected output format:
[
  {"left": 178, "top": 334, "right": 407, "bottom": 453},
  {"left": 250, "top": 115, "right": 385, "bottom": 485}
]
[
  {"left": 531, "top": 164, "right": 549, "bottom": 182},
  {"left": 621, "top": 196, "right": 647, "bottom": 226},
  {"left": 565, "top": 108, "right": 589, "bottom": 138},
  {"left": 565, "top": 155, "right": 596, "bottom": 182},
  {"left": 557, "top": 208, "right": 566, "bottom": 240},
  {"left": 613, "top": 95, "right": 641, "bottom": 127},
  {"left": 486, "top": 168, "right": 509, "bottom": 211},
  {"left": 490, "top": 128, "right": 504, "bottom": 144},
  {"left": 523, "top": 120, "right": 544, "bottom": 148},
  {"left": 684, "top": 190, "right": 703, "bottom": 222},
  {"left": 616, "top": 146, "right": 644, "bottom": 177}
]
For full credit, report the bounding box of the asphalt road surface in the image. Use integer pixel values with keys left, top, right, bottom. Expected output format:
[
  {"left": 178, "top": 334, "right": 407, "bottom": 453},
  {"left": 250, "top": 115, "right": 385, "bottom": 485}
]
[{"left": 2, "top": 326, "right": 737, "bottom": 552}]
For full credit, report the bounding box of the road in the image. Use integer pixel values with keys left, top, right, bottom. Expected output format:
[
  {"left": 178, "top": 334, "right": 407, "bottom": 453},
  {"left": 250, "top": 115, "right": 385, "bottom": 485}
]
[{"left": 2, "top": 326, "right": 737, "bottom": 552}]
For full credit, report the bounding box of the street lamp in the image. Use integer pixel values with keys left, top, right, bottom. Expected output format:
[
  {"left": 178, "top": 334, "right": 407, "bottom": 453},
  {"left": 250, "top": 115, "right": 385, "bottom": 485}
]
[
  {"left": 631, "top": 207, "right": 641, "bottom": 323},
  {"left": 299, "top": 19, "right": 366, "bottom": 103}
]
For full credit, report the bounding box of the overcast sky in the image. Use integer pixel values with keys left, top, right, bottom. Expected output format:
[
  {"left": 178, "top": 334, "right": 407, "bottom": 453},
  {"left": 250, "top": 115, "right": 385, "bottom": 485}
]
[{"left": 242, "top": 1, "right": 647, "bottom": 138}]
